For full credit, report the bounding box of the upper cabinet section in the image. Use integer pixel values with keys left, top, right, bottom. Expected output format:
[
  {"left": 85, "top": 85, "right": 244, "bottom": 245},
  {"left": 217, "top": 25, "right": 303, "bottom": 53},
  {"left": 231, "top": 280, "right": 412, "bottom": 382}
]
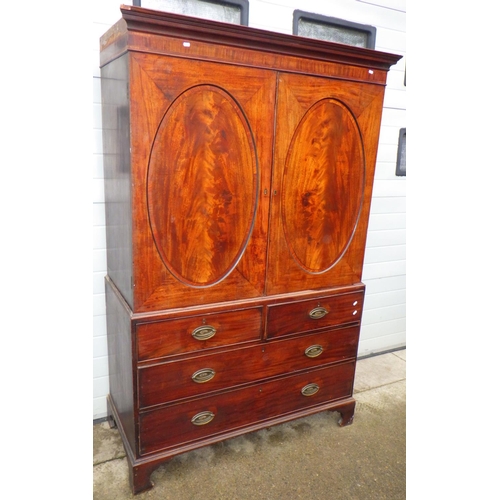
[{"left": 100, "top": 6, "right": 401, "bottom": 313}]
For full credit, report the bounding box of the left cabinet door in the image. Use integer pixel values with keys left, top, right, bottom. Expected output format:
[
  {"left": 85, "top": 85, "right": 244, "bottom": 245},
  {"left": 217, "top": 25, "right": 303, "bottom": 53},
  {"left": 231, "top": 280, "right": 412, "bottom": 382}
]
[{"left": 128, "top": 54, "right": 276, "bottom": 312}]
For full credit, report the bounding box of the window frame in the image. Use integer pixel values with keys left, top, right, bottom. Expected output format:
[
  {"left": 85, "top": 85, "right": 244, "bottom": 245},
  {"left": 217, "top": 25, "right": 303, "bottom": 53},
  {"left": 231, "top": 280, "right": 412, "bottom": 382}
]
[
  {"left": 292, "top": 10, "right": 376, "bottom": 49},
  {"left": 133, "top": 0, "right": 249, "bottom": 26},
  {"left": 395, "top": 128, "right": 406, "bottom": 177}
]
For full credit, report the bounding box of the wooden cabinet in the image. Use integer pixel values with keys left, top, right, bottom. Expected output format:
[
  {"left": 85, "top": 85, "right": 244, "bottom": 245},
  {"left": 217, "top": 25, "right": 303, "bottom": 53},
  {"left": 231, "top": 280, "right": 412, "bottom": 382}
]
[{"left": 100, "top": 5, "right": 401, "bottom": 494}]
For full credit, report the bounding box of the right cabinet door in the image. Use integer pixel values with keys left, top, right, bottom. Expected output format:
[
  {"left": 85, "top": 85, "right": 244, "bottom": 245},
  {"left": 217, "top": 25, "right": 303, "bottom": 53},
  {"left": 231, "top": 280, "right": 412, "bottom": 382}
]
[{"left": 266, "top": 72, "right": 386, "bottom": 295}]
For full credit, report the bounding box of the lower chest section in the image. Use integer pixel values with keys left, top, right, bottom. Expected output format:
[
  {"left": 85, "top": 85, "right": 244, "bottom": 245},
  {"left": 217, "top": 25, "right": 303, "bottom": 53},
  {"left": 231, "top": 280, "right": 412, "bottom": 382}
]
[{"left": 134, "top": 287, "right": 363, "bottom": 456}]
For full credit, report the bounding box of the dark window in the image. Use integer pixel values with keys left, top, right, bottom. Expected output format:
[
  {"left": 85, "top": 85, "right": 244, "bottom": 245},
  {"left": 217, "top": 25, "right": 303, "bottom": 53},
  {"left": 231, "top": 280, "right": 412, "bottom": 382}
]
[
  {"left": 293, "top": 10, "right": 376, "bottom": 49},
  {"left": 395, "top": 128, "right": 406, "bottom": 177},
  {"left": 135, "top": 0, "right": 249, "bottom": 25}
]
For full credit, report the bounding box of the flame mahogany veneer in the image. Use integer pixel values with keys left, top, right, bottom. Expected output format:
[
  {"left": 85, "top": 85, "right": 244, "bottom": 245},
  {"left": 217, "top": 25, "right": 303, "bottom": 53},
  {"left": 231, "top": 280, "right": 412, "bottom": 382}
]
[{"left": 100, "top": 5, "right": 401, "bottom": 494}]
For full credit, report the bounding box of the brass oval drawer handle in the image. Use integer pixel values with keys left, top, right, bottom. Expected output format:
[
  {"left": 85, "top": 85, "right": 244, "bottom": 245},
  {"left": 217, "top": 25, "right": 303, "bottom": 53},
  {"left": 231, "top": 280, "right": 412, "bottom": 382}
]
[
  {"left": 301, "top": 383, "right": 320, "bottom": 397},
  {"left": 191, "top": 368, "right": 216, "bottom": 384},
  {"left": 309, "top": 307, "right": 328, "bottom": 319},
  {"left": 304, "top": 344, "right": 323, "bottom": 358},
  {"left": 192, "top": 325, "right": 217, "bottom": 341},
  {"left": 191, "top": 411, "right": 215, "bottom": 426}
]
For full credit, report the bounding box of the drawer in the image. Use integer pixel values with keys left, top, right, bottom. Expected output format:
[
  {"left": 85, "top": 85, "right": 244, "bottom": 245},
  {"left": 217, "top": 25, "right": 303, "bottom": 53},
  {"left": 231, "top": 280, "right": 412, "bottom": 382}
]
[
  {"left": 138, "top": 325, "right": 359, "bottom": 408},
  {"left": 267, "top": 291, "right": 364, "bottom": 339},
  {"left": 139, "top": 360, "right": 355, "bottom": 455},
  {"left": 136, "top": 308, "right": 262, "bottom": 361}
]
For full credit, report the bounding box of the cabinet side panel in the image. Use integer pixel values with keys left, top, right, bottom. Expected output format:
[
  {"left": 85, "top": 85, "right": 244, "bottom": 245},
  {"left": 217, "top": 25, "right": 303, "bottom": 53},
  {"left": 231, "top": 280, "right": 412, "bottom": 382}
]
[
  {"left": 101, "top": 54, "right": 133, "bottom": 308},
  {"left": 105, "top": 278, "right": 136, "bottom": 452}
]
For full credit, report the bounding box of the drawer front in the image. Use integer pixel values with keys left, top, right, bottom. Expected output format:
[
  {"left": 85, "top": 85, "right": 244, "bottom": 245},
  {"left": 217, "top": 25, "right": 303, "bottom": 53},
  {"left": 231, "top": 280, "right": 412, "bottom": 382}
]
[
  {"left": 267, "top": 291, "right": 364, "bottom": 339},
  {"left": 136, "top": 308, "right": 262, "bottom": 361},
  {"left": 139, "top": 361, "right": 355, "bottom": 455},
  {"left": 138, "top": 325, "right": 359, "bottom": 408}
]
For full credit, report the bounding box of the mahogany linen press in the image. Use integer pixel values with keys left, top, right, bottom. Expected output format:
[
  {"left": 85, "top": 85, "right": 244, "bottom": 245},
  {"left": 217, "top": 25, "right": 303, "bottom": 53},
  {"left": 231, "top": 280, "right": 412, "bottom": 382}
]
[{"left": 100, "top": 5, "right": 401, "bottom": 494}]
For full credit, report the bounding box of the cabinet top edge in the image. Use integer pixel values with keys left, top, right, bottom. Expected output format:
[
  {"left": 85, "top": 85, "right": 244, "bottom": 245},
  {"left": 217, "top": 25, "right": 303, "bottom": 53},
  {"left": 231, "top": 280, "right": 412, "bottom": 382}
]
[{"left": 100, "top": 4, "right": 402, "bottom": 71}]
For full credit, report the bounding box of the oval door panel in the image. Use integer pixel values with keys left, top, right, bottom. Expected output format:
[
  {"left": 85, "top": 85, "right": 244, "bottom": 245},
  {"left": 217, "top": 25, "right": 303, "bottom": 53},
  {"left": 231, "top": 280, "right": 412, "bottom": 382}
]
[
  {"left": 147, "top": 85, "right": 258, "bottom": 287},
  {"left": 282, "top": 98, "right": 365, "bottom": 273}
]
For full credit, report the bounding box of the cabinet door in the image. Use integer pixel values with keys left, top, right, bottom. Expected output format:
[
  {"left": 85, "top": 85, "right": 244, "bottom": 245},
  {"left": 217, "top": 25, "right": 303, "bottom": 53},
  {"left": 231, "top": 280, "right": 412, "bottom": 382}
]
[
  {"left": 266, "top": 72, "right": 386, "bottom": 295},
  {"left": 129, "top": 53, "right": 276, "bottom": 311}
]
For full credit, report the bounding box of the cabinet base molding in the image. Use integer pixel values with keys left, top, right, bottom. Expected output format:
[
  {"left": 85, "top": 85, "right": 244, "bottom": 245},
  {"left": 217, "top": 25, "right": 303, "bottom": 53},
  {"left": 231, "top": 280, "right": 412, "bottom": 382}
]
[{"left": 108, "top": 394, "right": 357, "bottom": 495}]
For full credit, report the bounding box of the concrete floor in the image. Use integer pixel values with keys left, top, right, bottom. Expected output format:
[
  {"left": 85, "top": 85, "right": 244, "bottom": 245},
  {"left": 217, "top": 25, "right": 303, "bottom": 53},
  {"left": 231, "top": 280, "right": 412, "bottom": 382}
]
[{"left": 93, "top": 349, "right": 406, "bottom": 499}]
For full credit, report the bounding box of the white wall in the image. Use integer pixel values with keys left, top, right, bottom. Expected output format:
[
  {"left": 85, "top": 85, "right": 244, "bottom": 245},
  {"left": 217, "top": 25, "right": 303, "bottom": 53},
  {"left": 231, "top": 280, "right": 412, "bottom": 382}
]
[{"left": 92, "top": 0, "right": 406, "bottom": 420}]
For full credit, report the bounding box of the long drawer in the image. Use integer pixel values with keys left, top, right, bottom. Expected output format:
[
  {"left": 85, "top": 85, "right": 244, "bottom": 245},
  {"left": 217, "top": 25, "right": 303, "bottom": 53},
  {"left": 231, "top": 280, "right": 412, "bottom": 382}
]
[
  {"left": 136, "top": 307, "right": 263, "bottom": 361},
  {"left": 139, "top": 360, "right": 355, "bottom": 455},
  {"left": 138, "top": 325, "right": 359, "bottom": 408},
  {"left": 267, "top": 290, "right": 364, "bottom": 339}
]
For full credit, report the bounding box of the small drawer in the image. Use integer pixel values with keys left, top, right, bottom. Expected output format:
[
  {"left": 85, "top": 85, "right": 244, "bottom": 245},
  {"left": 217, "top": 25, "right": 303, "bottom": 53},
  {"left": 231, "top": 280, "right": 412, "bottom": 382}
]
[
  {"left": 267, "top": 291, "right": 364, "bottom": 339},
  {"left": 139, "top": 360, "right": 355, "bottom": 455},
  {"left": 136, "top": 308, "right": 262, "bottom": 361},
  {"left": 138, "top": 325, "right": 359, "bottom": 408}
]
